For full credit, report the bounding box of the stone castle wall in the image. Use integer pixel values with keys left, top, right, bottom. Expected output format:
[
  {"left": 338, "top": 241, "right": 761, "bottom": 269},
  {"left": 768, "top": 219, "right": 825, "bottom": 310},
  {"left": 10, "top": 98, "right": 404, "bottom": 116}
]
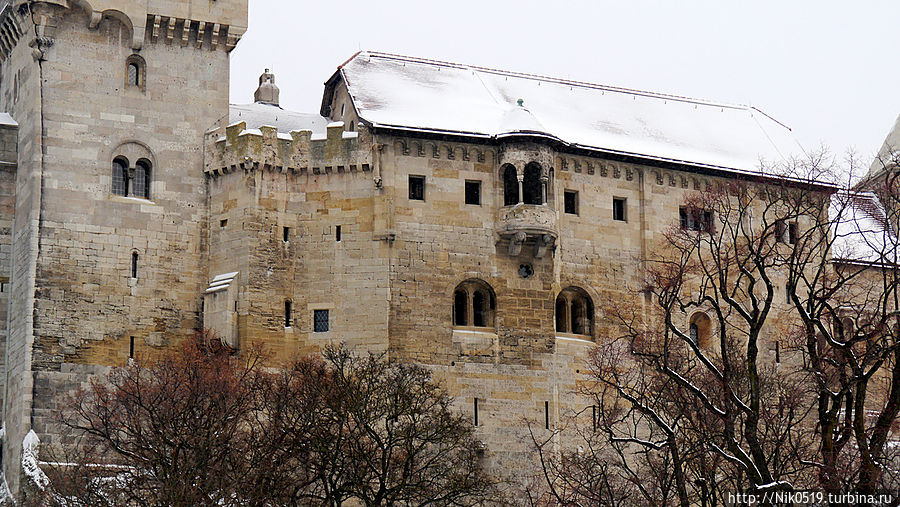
[{"left": 0, "top": 0, "right": 246, "bottom": 495}]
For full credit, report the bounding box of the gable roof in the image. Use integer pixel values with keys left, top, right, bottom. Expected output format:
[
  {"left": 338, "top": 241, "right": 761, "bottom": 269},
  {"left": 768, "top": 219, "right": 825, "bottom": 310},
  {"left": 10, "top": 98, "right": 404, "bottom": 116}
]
[{"left": 331, "top": 51, "right": 806, "bottom": 177}]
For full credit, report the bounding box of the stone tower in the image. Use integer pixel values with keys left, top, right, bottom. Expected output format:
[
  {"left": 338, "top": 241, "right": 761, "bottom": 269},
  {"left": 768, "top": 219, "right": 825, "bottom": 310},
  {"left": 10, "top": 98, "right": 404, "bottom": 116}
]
[{"left": 0, "top": 0, "right": 247, "bottom": 495}]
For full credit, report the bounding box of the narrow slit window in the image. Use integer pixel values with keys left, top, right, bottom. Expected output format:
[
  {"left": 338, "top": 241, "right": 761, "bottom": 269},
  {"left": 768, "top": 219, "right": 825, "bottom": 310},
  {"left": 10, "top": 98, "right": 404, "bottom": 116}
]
[
  {"left": 564, "top": 190, "right": 578, "bottom": 215},
  {"left": 592, "top": 405, "right": 597, "bottom": 432},
  {"left": 129, "top": 336, "right": 135, "bottom": 359},
  {"left": 314, "top": 309, "right": 330, "bottom": 333},
  {"left": 408, "top": 175, "right": 425, "bottom": 201},
  {"left": 283, "top": 227, "right": 290, "bottom": 242},
  {"left": 613, "top": 198, "right": 626, "bottom": 222},
  {"left": 474, "top": 398, "right": 479, "bottom": 427},
  {"left": 131, "top": 253, "right": 138, "bottom": 279},
  {"left": 335, "top": 225, "right": 342, "bottom": 242},
  {"left": 544, "top": 401, "right": 550, "bottom": 429},
  {"left": 775, "top": 341, "right": 781, "bottom": 363},
  {"left": 284, "top": 301, "right": 292, "bottom": 328}
]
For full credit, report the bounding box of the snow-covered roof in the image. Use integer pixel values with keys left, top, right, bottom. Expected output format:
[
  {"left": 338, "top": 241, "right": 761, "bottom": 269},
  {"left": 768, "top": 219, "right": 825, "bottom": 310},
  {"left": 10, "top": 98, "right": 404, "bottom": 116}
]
[
  {"left": 0, "top": 112, "right": 16, "bottom": 126},
  {"left": 229, "top": 103, "right": 328, "bottom": 137},
  {"left": 831, "top": 192, "right": 898, "bottom": 265},
  {"left": 335, "top": 51, "right": 806, "bottom": 176}
]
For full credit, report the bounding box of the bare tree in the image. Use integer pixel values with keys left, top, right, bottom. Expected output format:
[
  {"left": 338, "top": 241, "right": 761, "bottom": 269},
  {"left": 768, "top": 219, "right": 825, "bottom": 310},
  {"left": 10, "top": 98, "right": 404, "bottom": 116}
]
[
  {"left": 532, "top": 152, "right": 900, "bottom": 504},
  {"left": 252, "top": 345, "right": 496, "bottom": 506},
  {"left": 47, "top": 339, "right": 494, "bottom": 506}
]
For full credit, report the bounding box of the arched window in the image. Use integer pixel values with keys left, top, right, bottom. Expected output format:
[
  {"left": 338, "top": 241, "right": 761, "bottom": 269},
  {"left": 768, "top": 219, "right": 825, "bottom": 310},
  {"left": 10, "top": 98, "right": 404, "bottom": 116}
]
[
  {"left": 112, "top": 157, "right": 128, "bottom": 196},
  {"left": 452, "top": 280, "right": 496, "bottom": 328},
  {"left": 689, "top": 312, "right": 712, "bottom": 347},
  {"left": 555, "top": 287, "right": 594, "bottom": 337},
  {"left": 111, "top": 156, "right": 152, "bottom": 199},
  {"left": 502, "top": 165, "right": 519, "bottom": 206},
  {"left": 126, "top": 54, "right": 146, "bottom": 90},
  {"left": 523, "top": 162, "right": 543, "bottom": 205},
  {"left": 133, "top": 159, "right": 151, "bottom": 199}
]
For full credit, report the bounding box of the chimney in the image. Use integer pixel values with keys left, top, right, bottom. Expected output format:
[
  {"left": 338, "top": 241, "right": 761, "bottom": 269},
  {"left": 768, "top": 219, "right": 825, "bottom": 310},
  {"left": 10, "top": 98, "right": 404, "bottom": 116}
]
[{"left": 254, "top": 68, "right": 280, "bottom": 107}]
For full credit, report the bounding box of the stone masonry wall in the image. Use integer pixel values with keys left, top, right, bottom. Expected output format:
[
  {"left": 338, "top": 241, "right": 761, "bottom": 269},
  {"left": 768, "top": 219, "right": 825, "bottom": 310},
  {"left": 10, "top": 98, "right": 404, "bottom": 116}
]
[{"left": 0, "top": 1, "right": 244, "bottom": 496}]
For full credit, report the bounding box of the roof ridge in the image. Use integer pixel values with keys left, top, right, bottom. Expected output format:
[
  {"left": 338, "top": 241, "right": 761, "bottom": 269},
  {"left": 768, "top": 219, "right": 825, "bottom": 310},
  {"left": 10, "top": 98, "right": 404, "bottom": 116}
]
[{"left": 356, "top": 50, "right": 752, "bottom": 111}]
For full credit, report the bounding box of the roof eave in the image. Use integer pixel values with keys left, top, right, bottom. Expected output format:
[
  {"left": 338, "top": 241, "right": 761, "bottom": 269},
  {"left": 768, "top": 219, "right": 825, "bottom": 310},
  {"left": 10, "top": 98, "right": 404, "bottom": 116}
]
[{"left": 365, "top": 122, "right": 837, "bottom": 191}]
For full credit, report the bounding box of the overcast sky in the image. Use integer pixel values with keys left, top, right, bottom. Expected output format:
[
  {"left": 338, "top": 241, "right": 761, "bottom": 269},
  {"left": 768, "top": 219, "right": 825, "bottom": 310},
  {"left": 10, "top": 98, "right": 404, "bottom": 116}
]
[{"left": 230, "top": 1, "right": 900, "bottom": 165}]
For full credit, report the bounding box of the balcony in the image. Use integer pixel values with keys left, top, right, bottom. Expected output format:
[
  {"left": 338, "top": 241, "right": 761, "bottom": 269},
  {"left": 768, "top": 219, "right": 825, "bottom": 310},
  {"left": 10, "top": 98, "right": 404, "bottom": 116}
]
[{"left": 497, "top": 204, "right": 558, "bottom": 257}]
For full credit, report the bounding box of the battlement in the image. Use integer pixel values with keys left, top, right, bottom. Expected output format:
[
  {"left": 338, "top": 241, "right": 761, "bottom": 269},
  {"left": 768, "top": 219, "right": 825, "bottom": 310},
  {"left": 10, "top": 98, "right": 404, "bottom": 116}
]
[
  {"left": 204, "top": 121, "right": 373, "bottom": 177},
  {"left": 2, "top": 0, "right": 247, "bottom": 51}
]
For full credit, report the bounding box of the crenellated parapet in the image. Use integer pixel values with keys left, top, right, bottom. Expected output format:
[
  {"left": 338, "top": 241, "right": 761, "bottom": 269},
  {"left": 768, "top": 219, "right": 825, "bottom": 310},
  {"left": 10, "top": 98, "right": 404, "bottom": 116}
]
[
  {"left": 204, "top": 121, "right": 373, "bottom": 178},
  {"left": 2, "top": 0, "right": 246, "bottom": 54}
]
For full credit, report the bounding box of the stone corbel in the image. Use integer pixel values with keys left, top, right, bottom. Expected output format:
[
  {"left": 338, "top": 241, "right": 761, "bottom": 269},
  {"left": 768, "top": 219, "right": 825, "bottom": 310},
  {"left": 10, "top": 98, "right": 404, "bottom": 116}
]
[
  {"left": 88, "top": 11, "right": 102, "bottom": 29},
  {"left": 534, "top": 234, "right": 554, "bottom": 259},
  {"left": 508, "top": 231, "right": 526, "bottom": 257}
]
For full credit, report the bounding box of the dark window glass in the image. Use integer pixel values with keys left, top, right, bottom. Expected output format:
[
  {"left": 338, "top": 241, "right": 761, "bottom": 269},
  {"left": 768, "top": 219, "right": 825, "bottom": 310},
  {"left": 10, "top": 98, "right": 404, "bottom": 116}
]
[
  {"left": 465, "top": 180, "right": 481, "bottom": 205},
  {"left": 689, "top": 323, "right": 699, "bottom": 344},
  {"left": 133, "top": 160, "right": 150, "bottom": 199},
  {"left": 336, "top": 225, "right": 342, "bottom": 242},
  {"left": 788, "top": 222, "right": 799, "bottom": 244},
  {"left": 314, "top": 309, "right": 330, "bottom": 333},
  {"left": 284, "top": 301, "right": 292, "bottom": 328},
  {"left": 775, "top": 220, "right": 786, "bottom": 243},
  {"left": 473, "top": 291, "right": 486, "bottom": 327},
  {"left": 523, "top": 164, "right": 542, "bottom": 205},
  {"left": 555, "top": 297, "right": 567, "bottom": 333},
  {"left": 613, "top": 198, "right": 626, "bottom": 221},
  {"left": 680, "top": 207, "right": 713, "bottom": 232},
  {"left": 564, "top": 191, "right": 578, "bottom": 215},
  {"left": 112, "top": 158, "right": 128, "bottom": 196},
  {"left": 503, "top": 166, "right": 519, "bottom": 206},
  {"left": 127, "top": 63, "right": 139, "bottom": 87},
  {"left": 283, "top": 227, "right": 290, "bottom": 242},
  {"left": 131, "top": 253, "right": 138, "bottom": 279},
  {"left": 454, "top": 290, "right": 467, "bottom": 326},
  {"left": 408, "top": 176, "right": 425, "bottom": 201}
]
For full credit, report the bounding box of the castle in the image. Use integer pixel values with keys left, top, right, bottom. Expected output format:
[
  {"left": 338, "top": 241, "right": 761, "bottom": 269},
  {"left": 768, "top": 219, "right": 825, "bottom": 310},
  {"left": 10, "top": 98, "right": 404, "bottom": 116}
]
[{"left": 0, "top": 0, "right": 894, "bottom": 498}]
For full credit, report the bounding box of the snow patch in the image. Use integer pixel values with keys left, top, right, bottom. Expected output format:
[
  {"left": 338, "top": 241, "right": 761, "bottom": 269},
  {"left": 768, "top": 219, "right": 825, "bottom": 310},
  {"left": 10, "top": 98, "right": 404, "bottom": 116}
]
[
  {"left": 22, "top": 430, "right": 49, "bottom": 491},
  {"left": 339, "top": 51, "right": 806, "bottom": 177},
  {"left": 0, "top": 113, "right": 16, "bottom": 127}
]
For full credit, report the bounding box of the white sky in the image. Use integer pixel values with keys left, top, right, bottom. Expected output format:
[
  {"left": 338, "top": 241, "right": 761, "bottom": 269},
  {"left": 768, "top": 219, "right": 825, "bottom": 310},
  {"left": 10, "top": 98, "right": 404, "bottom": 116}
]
[{"left": 230, "top": 1, "right": 900, "bottom": 164}]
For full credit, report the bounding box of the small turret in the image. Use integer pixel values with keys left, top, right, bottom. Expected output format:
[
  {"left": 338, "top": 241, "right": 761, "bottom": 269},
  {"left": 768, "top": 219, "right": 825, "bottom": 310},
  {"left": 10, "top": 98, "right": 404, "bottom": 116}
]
[{"left": 254, "top": 68, "right": 280, "bottom": 107}]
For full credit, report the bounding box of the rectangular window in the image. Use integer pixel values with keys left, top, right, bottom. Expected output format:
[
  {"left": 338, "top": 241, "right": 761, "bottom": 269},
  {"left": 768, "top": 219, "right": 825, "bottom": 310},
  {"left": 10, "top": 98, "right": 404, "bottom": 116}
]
[
  {"left": 131, "top": 253, "right": 138, "bottom": 279},
  {"left": 335, "top": 225, "right": 342, "bottom": 242},
  {"left": 220, "top": 219, "right": 228, "bottom": 228},
  {"left": 680, "top": 207, "right": 713, "bottom": 232},
  {"left": 129, "top": 336, "right": 135, "bottom": 359},
  {"left": 545, "top": 401, "right": 550, "bottom": 430},
  {"left": 775, "top": 341, "right": 780, "bottom": 363},
  {"left": 314, "top": 309, "right": 330, "bottom": 333},
  {"left": 775, "top": 220, "right": 787, "bottom": 243},
  {"left": 0, "top": 282, "right": 6, "bottom": 293},
  {"left": 613, "top": 197, "right": 626, "bottom": 222},
  {"left": 788, "top": 222, "right": 799, "bottom": 245},
  {"left": 283, "top": 227, "right": 290, "bottom": 242},
  {"left": 564, "top": 190, "right": 578, "bottom": 215},
  {"left": 786, "top": 282, "right": 792, "bottom": 303},
  {"left": 474, "top": 398, "right": 479, "bottom": 427},
  {"left": 465, "top": 180, "right": 481, "bottom": 205},
  {"left": 408, "top": 175, "right": 425, "bottom": 201},
  {"left": 284, "top": 301, "right": 292, "bottom": 328}
]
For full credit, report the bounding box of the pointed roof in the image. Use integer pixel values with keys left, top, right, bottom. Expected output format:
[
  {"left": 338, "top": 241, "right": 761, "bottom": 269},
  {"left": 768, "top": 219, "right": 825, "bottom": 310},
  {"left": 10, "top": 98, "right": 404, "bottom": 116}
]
[{"left": 329, "top": 51, "right": 806, "bottom": 177}]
